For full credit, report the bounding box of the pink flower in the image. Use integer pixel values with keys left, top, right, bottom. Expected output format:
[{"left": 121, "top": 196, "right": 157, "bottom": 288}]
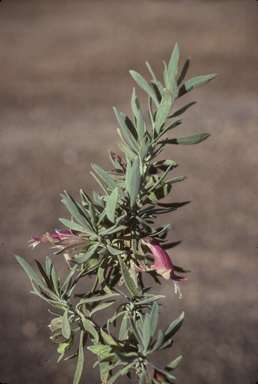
[
  {"left": 135, "top": 238, "right": 187, "bottom": 298},
  {"left": 29, "top": 230, "right": 90, "bottom": 266},
  {"left": 29, "top": 231, "right": 74, "bottom": 248}
]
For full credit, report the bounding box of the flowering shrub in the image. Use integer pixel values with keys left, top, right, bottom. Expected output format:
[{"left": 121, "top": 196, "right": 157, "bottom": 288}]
[{"left": 16, "top": 44, "right": 216, "bottom": 384}]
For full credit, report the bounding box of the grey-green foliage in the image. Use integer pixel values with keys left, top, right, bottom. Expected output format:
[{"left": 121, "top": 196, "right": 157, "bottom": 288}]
[{"left": 16, "top": 43, "right": 216, "bottom": 384}]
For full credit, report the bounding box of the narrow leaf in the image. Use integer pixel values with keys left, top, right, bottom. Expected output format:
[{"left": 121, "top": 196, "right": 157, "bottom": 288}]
[
  {"left": 149, "top": 302, "right": 159, "bottom": 340},
  {"left": 92, "top": 164, "right": 126, "bottom": 197},
  {"left": 178, "top": 74, "right": 218, "bottom": 97},
  {"left": 130, "top": 70, "right": 159, "bottom": 106},
  {"left": 166, "top": 355, "right": 183, "bottom": 371},
  {"left": 119, "top": 312, "right": 129, "bottom": 341},
  {"left": 106, "top": 187, "right": 119, "bottom": 223},
  {"left": 62, "top": 309, "right": 71, "bottom": 339},
  {"left": 113, "top": 108, "right": 138, "bottom": 152},
  {"left": 126, "top": 156, "right": 141, "bottom": 208},
  {"left": 69, "top": 243, "right": 99, "bottom": 265},
  {"left": 118, "top": 142, "right": 137, "bottom": 159},
  {"left": 15, "top": 256, "right": 59, "bottom": 299},
  {"left": 77, "top": 293, "right": 120, "bottom": 305},
  {"left": 164, "top": 311, "right": 184, "bottom": 341},
  {"left": 161, "top": 132, "right": 210, "bottom": 145},
  {"left": 73, "top": 330, "right": 85, "bottom": 384},
  {"left": 90, "top": 300, "right": 116, "bottom": 316},
  {"left": 167, "top": 43, "right": 179, "bottom": 81},
  {"left": 118, "top": 256, "right": 140, "bottom": 297},
  {"left": 59, "top": 218, "right": 91, "bottom": 234},
  {"left": 147, "top": 329, "right": 164, "bottom": 354},
  {"left": 154, "top": 89, "right": 173, "bottom": 135}
]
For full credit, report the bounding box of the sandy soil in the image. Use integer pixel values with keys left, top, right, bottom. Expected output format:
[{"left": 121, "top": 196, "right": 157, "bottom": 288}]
[{"left": 0, "top": 0, "right": 258, "bottom": 383}]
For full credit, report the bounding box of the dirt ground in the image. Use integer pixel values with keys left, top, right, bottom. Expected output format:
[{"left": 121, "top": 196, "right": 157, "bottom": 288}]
[{"left": 0, "top": 0, "right": 258, "bottom": 383}]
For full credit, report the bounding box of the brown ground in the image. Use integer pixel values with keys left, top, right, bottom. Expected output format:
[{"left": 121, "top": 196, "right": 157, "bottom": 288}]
[{"left": 1, "top": 0, "right": 258, "bottom": 383}]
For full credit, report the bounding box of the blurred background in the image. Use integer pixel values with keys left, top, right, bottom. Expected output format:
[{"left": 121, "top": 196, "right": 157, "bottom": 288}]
[{"left": 1, "top": 0, "right": 257, "bottom": 383}]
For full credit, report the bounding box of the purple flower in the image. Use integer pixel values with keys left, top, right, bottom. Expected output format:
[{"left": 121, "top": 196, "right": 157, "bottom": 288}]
[
  {"left": 135, "top": 238, "right": 187, "bottom": 298},
  {"left": 29, "top": 230, "right": 90, "bottom": 265},
  {"left": 30, "top": 231, "right": 73, "bottom": 246}
]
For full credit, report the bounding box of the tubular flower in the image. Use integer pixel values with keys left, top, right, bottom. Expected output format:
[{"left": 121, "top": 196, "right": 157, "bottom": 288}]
[
  {"left": 29, "top": 231, "right": 74, "bottom": 248},
  {"left": 135, "top": 238, "right": 187, "bottom": 298},
  {"left": 29, "top": 230, "right": 90, "bottom": 265}
]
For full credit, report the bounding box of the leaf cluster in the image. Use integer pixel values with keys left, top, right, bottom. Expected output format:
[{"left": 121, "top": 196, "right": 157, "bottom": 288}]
[{"left": 16, "top": 43, "right": 216, "bottom": 384}]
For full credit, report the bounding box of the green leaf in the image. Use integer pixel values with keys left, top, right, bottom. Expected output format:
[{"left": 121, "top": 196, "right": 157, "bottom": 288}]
[
  {"left": 136, "top": 295, "right": 165, "bottom": 305},
  {"left": 62, "top": 308, "right": 71, "bottom": 339},
  {"left": 130, "top": 70, "right": 159, "bottom": 107},
  {"left": 145, "top": 61, "right": 163, "bottom": 96},
  {"left": 118, "top": 256, "right": 140, "bottom": 297},
  {"left": 178, "top": 74, "right": 218, "bottom": 97},
  {"left": 81, "top": 317, "right": 99, "bottom": 342},
  {"left": 15, "top": 256, "right": 59, "bottom": 300},
  {"left": 51, "top": 264, "right": 60, "bottom": 296},
  {"left": 59, "top": 218, "right": 92, "bottom": 234},
  {"left": 165, "top": 176, "right": 187, "bottom": 184},
  {"left": 167, "top": 43, "right": 179, "bottom": 82},
  {"left": 147, "top": 329, "right": 164, "bottom": 354},
  {"left": 46, "top": 256, "right": 52, "bottom": 279},
  {"left": 142, "top": 316, "right": 151, "bottom": 352},
  {"left": 99, "top": 358, "right": 110, "bottom": 384},
  {"left": 88, "top": 203, "right": 96, "bottom": 230},
  {"left": 77, "top": 293, "right": 120, "bottom": 305},
  {"left": 139, "top": 136, "right": 149, "bottom": 163},
  {"left": 161, "top": 132, "right": 210, "bottom": 146},
  {"left": 106, "top": 244, "right": 124, "bottom": 255},
  {"left": 132, "top": 93, "right": 146, "bottom": 145},
  {"left": 119, "top": 312, "right": 129, "bottom": 341},
  {"left": 152, "top": 159, "right": 178, "bottom": 173},
  {"left": 90, "top": 301, "right": 116, "bottom": 316},
  {"left": 69, "top": 243, "right": 99, "bottom": 265},
  {"left": 113, "top": 108, "right": 138, "bottom": 152},
  {"left": 164, "top": 311, "right": 184, "bottom": 341},
  {"left": 126, "top": 156, "right": 141, "bottom": 208},
  {"left": 73, "top": 330, "right": 85, "bottom": 384},
  {"left": 149, "top": 302, "right": 159, "bottom": 340},
  {"left": 118, "top": 142, "right": 137, "bottom": 159},
  {"left": 112, "top": 350, "right": 138, "bottom": 363},
  {"left": 100, "top": 329, "right": 117, "bottom": 346},
  {"left": 61, "top": 265, "right": 77, "bottom": 294},
  {"left": 87, "top": 344, "right": 110, "bottom": 356},
  {"left": 106, "top": 362, "right": 135, "bottom": 384},
  {"left": 136, "top": 216, "right": 156, "bottom": 233},
  {"left": 162, "top": 61, "right": 168, "bottom": 90},
  {"left": 129, "top": 319, "right": 144, "bottom": 352},
  {"left": 147, "top": 163, "right": 175, "bottom": 195},
  {"left": 131, "top": 87, "right": 140, "bottom": 119},
  {"left": 98, "top": 215, "right": 127, "bottom": 235},
  {"left": 34, "top": 260, "right": 52, "bottom": 290},
  {"left": 61, "top": 192, "right": 95, "bottom": 235},
  {"left": 166, "top": 355, "right": 183, "bottom": 371},
  {"left": 92, "top": 164, "right": 126, "bottom": 198},
  {"left": 106, "top": 187, "right": 119, "bottom": 223},
  {"left": 154, "top": 89, "right": 173, "bottom": 135}
]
